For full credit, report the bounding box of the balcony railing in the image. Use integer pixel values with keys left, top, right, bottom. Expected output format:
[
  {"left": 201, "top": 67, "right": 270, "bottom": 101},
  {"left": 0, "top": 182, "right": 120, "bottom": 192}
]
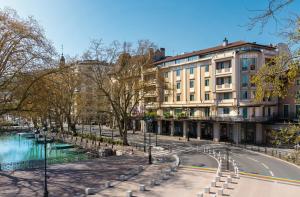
[
  {"left": 216, "top": 67, "right": 232, "bottom": 74},
  {"left": 158, "top": 114, "right": 276, "bottom": 122},
  {"left": 216, "top": 83, "right": 232, "bottom": 90}
]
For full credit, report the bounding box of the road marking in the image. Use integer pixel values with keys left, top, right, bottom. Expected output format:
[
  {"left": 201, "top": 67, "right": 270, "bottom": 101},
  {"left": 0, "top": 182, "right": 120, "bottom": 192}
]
[
  {"left": 246, "top": 157, "right": 259, "bottom": 162},
  {"left": 269, "top": 170, "right": 274, "bottom": 176},
  {"left": 261, "top": 163, "right": 270, "bottom": 169}
]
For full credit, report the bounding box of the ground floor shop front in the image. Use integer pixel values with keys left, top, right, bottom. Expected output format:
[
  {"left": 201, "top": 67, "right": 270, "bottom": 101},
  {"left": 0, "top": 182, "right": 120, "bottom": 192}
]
[{"left": 139, "top": 119, "right": 267, "bottom": 145}]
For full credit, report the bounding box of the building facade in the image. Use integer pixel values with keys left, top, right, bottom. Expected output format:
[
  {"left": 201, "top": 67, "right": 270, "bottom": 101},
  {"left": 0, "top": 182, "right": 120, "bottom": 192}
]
[{"left": 141, "top": 39, "right": 281, "bottom": 144}]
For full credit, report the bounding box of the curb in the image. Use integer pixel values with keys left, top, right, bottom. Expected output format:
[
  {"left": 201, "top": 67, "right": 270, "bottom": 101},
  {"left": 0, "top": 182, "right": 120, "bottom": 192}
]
[{"left": 239, "top": 171, "right": 300, "bottom": 185}]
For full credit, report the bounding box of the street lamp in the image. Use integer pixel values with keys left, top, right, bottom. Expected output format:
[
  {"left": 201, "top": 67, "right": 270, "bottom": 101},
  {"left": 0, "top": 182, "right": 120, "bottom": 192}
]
[
  {"left": 147, "top": 117, "right": 153, "bottom": 164},
  {"left": 42, "top": 124, "right": 49, "bottom": 197},
  {"left": 155, "top": 120, "right": 158, "bottom": 147},
  {"left": 148, "top": 120, "right": 152, "bottom": 164}
]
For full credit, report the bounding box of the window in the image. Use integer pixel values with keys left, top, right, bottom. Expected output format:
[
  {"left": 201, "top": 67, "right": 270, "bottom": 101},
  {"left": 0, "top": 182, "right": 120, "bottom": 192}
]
[
  {"left": 283, "top": 105, "right": 289, "bottom": 118},
  {"left": 176, "top": 69, "right": 181, "bottom": 76},
  {"left": 205, "top": 65, "right": 209, "bottom": 72},
  {"left": 204, "top": 107, "right": 210, "bottom": 117},
  {"left": 223, "top": 108, "right": 230, "bottom": 114},
  {"left": 176, "top": 82, "right": 181, "bottom": 89},
  {"left": 164, "top": 72, "right": 168, "bottom": 78},
  {"left": 250, "top": 75, "right": 255, "bottom": 87},
  {"left": 228, "top": 77, "right": 232, "bottom": 84},
  {"left": 205, "top": 79, "right": 209, "bottom": 86},
  {"left": 164, "top": 96, "right": 168, "bottom": 102},
  {"left": 190, "top": 67, "right": 194, "bottom": 75},
  {"left": 176, "top": 94, "right": 181, "bottom": 101},
  {"left": 242, "top": 75, "right": 249, "bottom": 87},
  {"left": 190, "top": 94, "right": 195, "bottom": 101},
  {"left": 190, "top": 108, "right": 195, "bottom": 116},
  {"left": 190, "top": 80, "right": 194, "bottom": 88},
  {"left": 205, "top": 92, "right": 210, "bottom": 100},
  {"left": 297, "top": 80, "right": 300, "bottom": 85},
  {"left": 241, "top": 58, "right": 256, "bottom": 71},
  {"left": 241, "top": 91, "right": 248, "bottom": 100},
  {"left": 242, "top": 108, "right": 248, "bottom": 118},
  {"left": 296, "top": 105, "right": 300, "bottom": 118},
  {"left": 175, "top": 108, "right": 182, "bottom": 114},
  {"left": 217, "top": 77, "right": 224, "bottom": 85},
  {"left": 224, "top": 92, "right": 231, "bottom": 99},
  {"left": 216, "top": 61, "right": 231, "bottom": 70}
]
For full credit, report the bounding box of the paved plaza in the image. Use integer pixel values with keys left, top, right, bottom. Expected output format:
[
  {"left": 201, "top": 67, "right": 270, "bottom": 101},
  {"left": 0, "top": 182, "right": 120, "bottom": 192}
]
[{"left": 0, "top": 155, "right": 147, "bottom": 197}]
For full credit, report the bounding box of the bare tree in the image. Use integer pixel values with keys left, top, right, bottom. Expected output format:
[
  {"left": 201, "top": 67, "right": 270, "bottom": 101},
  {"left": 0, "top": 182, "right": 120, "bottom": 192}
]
[
  {"left": 0, "top": 8, "right": 56, "bottom": 115},
  {"left": 82, "top": 40, "right": 157, "bottom": 145}
]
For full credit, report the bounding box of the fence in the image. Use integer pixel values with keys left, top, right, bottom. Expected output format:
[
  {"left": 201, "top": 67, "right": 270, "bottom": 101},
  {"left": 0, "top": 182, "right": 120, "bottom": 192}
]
[
  {"left": 0, "top": 153, "right": 96, "bottom": 171},
  {"left": 228, "top": 143, "right": 300, "bottom": 166}
]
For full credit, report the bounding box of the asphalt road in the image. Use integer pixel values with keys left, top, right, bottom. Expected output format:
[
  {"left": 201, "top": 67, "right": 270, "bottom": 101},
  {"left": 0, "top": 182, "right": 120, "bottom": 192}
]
[{"left": 70, "top": 125, "right": 300, "bottom": 181}]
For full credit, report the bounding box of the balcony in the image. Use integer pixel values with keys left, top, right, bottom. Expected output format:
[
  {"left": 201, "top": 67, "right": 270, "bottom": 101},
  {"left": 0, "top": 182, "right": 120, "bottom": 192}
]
[
  {"left": 144, "top": 79, "right": 157, "bottom": 86},
  {"left": 164, "top": 90, "right": 171, "bottom": 95},
  {"left": 144, "top": 90, "right": 157, "bottom": 97},
  {"left": 210, "top": 115, "right": 275, "bottom": 122},
  {"left": 216, "top": 83, "right": 232, "bottom": 90},
  {"left": 145, "top": 102, "right": 159, "bottom": 109},
  {"left": 143, "top": 67, "right": 157, "bottom": 74},
  {"left": 216, "top": 67, "right": 232, "bottom": 75}
]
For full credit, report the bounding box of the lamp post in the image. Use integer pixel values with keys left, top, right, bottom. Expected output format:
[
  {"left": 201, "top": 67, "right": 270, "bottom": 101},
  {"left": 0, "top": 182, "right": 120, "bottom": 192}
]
[
  {"left": 43, "top": 124, "right": 48, "bottom": 197},
  {"left": 144, "top": 123, "right": 146, "bottom": 152},
  {"left": 148, "top": 118, "right": 153, "bottom": 164},
  {"left": 155, "top": 121, "right": 158, "bottom": 147}
]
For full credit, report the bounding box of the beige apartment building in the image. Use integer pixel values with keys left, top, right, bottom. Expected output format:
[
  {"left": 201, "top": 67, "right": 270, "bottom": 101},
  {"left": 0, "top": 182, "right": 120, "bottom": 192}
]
[{"left": 140, "top": 39, "right": 282, "bottom": 144}]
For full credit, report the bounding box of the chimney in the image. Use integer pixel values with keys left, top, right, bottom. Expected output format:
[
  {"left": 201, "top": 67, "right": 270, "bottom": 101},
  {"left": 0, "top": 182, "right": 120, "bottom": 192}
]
[
  {"left": 223, "top": 37, "right": 228, "bottom": 47},
  {"left": 160, "top": 48, "right": 165, "bottom": 58}
]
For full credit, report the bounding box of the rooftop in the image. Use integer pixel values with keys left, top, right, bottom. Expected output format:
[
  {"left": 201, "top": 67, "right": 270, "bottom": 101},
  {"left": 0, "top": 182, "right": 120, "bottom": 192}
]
[{"left": 154, "top": 41, "right": 276, "bottom": 65}]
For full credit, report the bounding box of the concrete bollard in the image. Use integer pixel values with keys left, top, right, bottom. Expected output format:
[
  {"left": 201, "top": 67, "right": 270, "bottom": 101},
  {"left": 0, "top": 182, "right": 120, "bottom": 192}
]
[
  {"left": 215, "top": 176, "right": 220, "bottom": 182},
  {"left": 204, "top": 187, "right": 210, "bottom": 194},
  {"left": 138, "top": 165, "right": 143, "bottom": 172},
  {"left": 127, "top": 190, "right": 132, "bottom": 197},
  {"left": 162, "top": 174, "right": 169, "bottom": 180},
  {"left": 227, "top": 177, "right": 232, "bottom": 183},
  {"left": 85, "top": 188, "right": 98, "bottom": 195},
  {"left": 105, "top": 181, "right": 111, "bottom": 188},
  {"left": 223, "top": 182, "right": 228, "bottom": 189},
  {"left": 197, "top": 192, "right": 204, "bottom": 197},
  {"left": 139, "top": 184, "right": 145, "bottom": 191},
  {"left": 120, "top": 175, "right": 126, "bottom": 181},
  {"left": 150, "top": 179, "right": 155, "bottom": 186},
  {"left": 211, "top": 181, "right": 216, "bottom": 187},
  {"left": 218, "top": 188, "right": 224, "bottom": 195}
]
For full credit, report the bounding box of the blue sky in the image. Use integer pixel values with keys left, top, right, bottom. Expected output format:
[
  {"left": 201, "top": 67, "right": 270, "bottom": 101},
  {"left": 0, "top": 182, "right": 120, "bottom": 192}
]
[{"left": 0, "top": 0, "right": 299, "bottom": 57}]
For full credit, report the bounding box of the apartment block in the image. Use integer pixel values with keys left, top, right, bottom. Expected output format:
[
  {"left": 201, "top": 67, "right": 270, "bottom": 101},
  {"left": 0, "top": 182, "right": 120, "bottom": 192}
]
[{"left": 140, "top": 39, "right": 282, "bottom": 144}]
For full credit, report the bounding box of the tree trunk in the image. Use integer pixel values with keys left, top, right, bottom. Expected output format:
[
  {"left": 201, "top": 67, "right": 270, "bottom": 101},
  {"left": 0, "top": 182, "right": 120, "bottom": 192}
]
[
  {"left": 99, "top": 123, "right": 102, "bottom": 137},
  {"left": 122, "top": 118, "right": 129, "bottom": 146},
  {"left": 81, "top": 123, "right": 84, "bottom": 135}
]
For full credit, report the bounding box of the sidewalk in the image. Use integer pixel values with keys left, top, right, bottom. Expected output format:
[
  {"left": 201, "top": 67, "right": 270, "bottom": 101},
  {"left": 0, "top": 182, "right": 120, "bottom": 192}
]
[
  {"left": 94, "top": 164, "right": 300, "bottom": 197},
  {"left": 95, "top": 166, "right": 215, "bottom": 197}
]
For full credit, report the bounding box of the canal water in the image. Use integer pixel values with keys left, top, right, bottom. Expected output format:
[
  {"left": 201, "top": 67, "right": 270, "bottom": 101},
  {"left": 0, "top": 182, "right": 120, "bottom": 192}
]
[{"left": 0, "top": 133, "right": 88, "bottom": 168}]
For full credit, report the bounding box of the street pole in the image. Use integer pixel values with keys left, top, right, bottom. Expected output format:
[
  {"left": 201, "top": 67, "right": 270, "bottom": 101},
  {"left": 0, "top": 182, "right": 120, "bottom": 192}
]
[
  {"left": 149, "top": 129, "right": 152, "bottom": 164},
  {"left": 226, "top": 147, "right": 229, "bottom": 171},
  {"left": 144, "top": 121, "right": 146, "bottom": 152},
  {"left": 155, "top": 126, "right": 158, "bottom": 147},
  {"left": 43, "top": 126, "right": 48, "bottom": 197},
  {"left": 111, "top": 129, "right": 114, "bottom": 149}
]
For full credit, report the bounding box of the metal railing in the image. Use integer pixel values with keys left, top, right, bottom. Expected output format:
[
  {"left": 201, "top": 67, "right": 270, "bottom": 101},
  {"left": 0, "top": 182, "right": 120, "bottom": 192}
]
[
  {"left": 0, "top": 153, "right": 95, "bottom": 171},
  {"left": 227, "top": 142, "right": 300, "bottom": 166}
]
